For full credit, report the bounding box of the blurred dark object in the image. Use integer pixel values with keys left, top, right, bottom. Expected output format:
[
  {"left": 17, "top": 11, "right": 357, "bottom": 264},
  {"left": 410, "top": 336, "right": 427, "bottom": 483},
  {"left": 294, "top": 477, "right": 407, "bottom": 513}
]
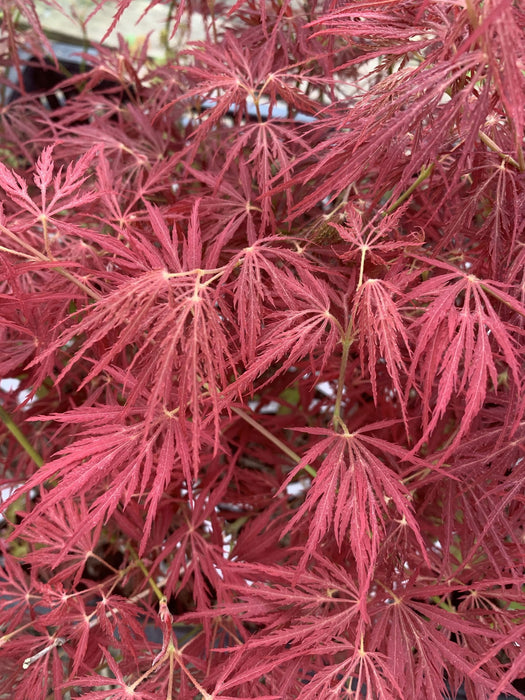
[{"left": 8, "top": 53, "right": 133, "bottom": 110}]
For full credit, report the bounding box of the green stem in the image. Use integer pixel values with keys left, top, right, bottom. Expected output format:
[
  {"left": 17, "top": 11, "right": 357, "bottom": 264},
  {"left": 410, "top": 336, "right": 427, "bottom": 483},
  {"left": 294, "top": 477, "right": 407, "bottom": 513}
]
[
  {"left": 384, "top": 129, "right": 522, "bottom": 220},
  {"left": 357, "top": 245, "right": 367, "bottom": 290},
  {"left": 40, "top": 215, "right": 50, "bottom": 257},
  {"left": 232, "top": 406, "right": 317, "bottom": 478},
  {"left": 385, "top": 163, "right": 435, "bottom": 214},
  {"left": 128, "top": 544, "right": 165, "bottom": 601},
  {"left": 478, "top": 130, "right": 521, "bottom": 170},
  {"left": 332, "top": 323, "right": 354, "bottom": 430},
  {"left": 517, "top": 144, "right": 525, "bottom": 173},
  {"left": 201, "top": 378, "right": 317, "bottom": 478},
  {"left": 0, "top": 405, "right": 44, "bottom": 467}
]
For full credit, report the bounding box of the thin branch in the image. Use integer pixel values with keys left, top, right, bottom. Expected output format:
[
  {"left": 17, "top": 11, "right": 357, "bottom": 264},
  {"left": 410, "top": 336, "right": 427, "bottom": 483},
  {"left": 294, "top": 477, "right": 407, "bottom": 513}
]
[
  {"left": 385, "top": 163, "right": 435, "bottom": 214},
  {"left": 332, "top": 322, "right": 354, "bottom": 431},
  {"left": 0, "top": 405, "right": 44, "bottom": 468},
  {"left": 478, "top": 131, "right": 521, "bottom": 170},
  {"left": 232, "top": 405, "right": 317, "bottom": 478},
  {"left": 128, "top": 544, "right": 165, "bottom": 601}
]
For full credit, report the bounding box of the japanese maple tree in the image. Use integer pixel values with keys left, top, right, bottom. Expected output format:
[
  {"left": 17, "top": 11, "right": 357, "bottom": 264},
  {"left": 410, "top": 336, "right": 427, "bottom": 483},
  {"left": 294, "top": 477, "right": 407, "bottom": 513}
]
[{"left": 0, "top": 0, "right": 524, "bottom": 698}]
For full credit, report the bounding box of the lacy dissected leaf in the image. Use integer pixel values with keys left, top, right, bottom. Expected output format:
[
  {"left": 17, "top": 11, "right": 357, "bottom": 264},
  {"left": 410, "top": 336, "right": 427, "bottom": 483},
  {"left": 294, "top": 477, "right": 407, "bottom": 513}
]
[
  {"left": 229, "top": 265, "right": 339, "bottom": 392},
  {"left": 72, "top": 646, "right": 158, "bottom": 699},
  {"left": 208, "top": 556, "right": 361, "bottom": 655},
  {"left": 86, "top": 0, "right": 177, "bottom": 45},
  {"left": 353, "top": 276, "right": 411, "bottom": 421},
  {"left": 369, "top": 577, "right": 507, "bottom": 700},
  {"left": 3, "top": 635, "right": 65, "bottom": 700},
  {"left": 36, "top": 207, "right": 236, "bottom": 469},
  {"left": 0, "top": 0, "right": 58, "bottom": 89},
  {"left": 407, "top": 264, "right": 523, "bottom": 451},
  {"left": 180, "top": 159, "right": 264, "bottom": 264},
  {"left": 486, "top": 0, "right": 525, "bottom": 155},
  {"left": 333, "top": 205, "right": 424, "bottom": 269},
  {"left": 5, "top": 406, "right": 192, "bottom": 553},
  {"left": 220, "top": 236, "right": 333, "bottom": 365},
  {"left": 414, "top": 415, "right": 525, "bottom": 580},
  {"left": 279, "top": 424, "right": 426, "bottom": 599},
  {"left": 0, "top": 254, "right": 89, "bottom": 396},
  {"left": 215, "top": 119, "right": 312, "bottom": 226},
  {"left": 21, "top": 496, "right": 103, "bottom": 585},
  {"left": 0, "top": 543, "right": 36, "bottom": 633},
  {"left": 170, "top": 32, "right": 320, "bottom": 155},
  {"left": 296, "top": 639, "right": 405, "bottom": 700},
  {"left": 278, "top": 53, "right": 483, "bottom": 220},
  {"left": 149, "top": 456, "right": 243, "bottom": 635},
  {"left": 0, "top": 146, "right": 98, "bottom": 252}
]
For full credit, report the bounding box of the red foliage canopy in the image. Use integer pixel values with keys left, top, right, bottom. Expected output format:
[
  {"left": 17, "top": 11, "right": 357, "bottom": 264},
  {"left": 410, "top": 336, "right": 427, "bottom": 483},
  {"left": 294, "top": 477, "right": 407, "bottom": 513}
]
[{"left": 0, "top": 0, "right": 524, "bottom": 698}]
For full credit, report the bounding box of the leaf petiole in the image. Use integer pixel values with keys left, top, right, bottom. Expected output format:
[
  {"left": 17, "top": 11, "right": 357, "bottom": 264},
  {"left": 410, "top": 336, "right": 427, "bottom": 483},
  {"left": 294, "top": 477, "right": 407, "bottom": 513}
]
[
  {"left": 232, "top": 405, "right": 317, "bottom": 478},
  {"left": 332, "top": 322, "right": 354, "bottom": 431},
  {"left": 385, "top": 163, "right": 435, "bottom": 215},
  {"left": 0, "top": 405, "right": 44, "bottom": 468}
]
